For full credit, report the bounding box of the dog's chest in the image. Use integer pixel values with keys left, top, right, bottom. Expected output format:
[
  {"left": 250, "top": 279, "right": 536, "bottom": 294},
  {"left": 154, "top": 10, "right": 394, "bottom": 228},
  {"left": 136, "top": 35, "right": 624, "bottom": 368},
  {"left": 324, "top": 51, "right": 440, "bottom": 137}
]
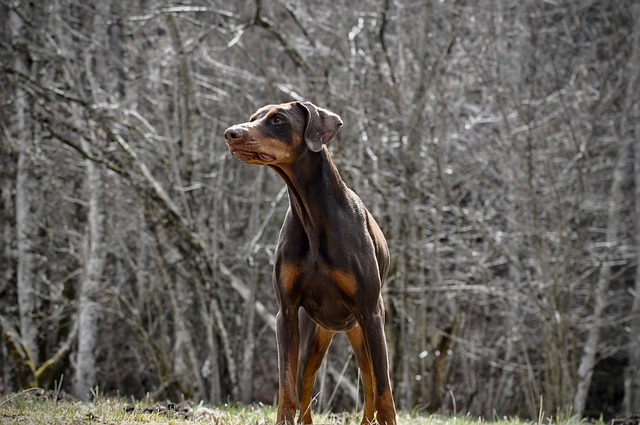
[{"left": 293, "top": 267, "right": 358, "bottom": 331}]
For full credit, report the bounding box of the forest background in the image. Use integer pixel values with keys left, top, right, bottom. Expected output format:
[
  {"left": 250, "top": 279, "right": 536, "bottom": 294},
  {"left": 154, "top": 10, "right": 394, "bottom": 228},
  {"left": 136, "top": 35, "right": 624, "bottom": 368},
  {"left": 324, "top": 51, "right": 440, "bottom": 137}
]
[{"left": 1, "top": 0, "right": 640, "bottom": 421}]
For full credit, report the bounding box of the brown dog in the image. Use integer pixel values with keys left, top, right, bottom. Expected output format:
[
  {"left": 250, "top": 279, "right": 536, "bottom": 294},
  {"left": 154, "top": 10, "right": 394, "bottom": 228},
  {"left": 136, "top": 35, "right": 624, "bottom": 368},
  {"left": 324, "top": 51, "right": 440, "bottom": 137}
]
[{"left": 224, "top": 102, "right": 396, "bottom": 425}]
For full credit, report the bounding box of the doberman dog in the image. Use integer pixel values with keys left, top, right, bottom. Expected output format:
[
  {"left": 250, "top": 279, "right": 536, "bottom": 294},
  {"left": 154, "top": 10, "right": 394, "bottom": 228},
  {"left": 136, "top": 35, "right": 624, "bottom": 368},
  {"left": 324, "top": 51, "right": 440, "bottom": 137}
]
[{"left": 224, "top": 101, "right": 396, "bottom": 425}]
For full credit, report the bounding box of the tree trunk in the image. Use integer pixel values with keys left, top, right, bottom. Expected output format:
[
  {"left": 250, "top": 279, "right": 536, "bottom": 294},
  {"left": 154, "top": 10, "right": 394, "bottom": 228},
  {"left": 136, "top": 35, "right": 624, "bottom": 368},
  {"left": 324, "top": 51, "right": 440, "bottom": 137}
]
[
  {"left": 74, "top": 134, "right": 107, "bottom": 400},
  {"left": 73, "top": 1, "right": 109, "bottom": 397},
  {"left": 624, "top": 3, "right": 640, "bottom": 415},
  {"left": 572, "top": 139, "right": 627, "bottom": 416},
  {"left": 627, "top": 114, "right": 640, "bottom": 415},
  {"left": 240, "top": 167, "right": 266, "bottom": 404},
  {"left": 12, "top": 5, "right": 42, "bottom": 366}
]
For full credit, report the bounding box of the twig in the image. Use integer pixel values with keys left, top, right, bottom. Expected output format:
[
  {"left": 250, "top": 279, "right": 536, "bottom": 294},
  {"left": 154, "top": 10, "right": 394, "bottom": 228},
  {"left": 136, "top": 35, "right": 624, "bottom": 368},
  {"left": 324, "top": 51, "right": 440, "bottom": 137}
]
[{"left": 0, "top": 388, "right": 42, "bottom": 408}]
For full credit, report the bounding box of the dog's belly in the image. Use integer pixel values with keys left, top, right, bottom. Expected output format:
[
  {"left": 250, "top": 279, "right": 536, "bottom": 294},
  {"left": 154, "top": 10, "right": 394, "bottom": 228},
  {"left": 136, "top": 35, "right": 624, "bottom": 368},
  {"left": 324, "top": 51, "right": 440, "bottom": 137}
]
[{"left": 302, "top": 295, "right": 357, "bottom": 331}]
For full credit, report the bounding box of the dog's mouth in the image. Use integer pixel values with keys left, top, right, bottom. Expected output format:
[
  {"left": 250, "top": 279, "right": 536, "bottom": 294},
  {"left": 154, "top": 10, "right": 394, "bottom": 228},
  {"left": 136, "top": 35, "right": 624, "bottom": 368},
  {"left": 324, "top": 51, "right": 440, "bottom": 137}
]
[{"left": 230, "top": 148, "right": 276, "bottom": 163}]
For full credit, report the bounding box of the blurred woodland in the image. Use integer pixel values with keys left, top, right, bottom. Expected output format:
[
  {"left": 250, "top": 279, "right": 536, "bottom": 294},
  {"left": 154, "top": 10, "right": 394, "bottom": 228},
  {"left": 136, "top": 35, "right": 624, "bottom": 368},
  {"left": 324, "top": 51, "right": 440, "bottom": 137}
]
[{"left": 1, "top": 0, "right": 640, "bottom": 420}]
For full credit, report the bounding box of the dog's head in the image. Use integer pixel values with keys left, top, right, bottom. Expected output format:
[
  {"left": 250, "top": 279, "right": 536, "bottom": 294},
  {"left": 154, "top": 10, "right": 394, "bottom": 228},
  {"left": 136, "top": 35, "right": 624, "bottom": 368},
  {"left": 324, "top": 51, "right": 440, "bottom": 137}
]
[{"left": 224, "top": 101, "right": 343, "bottom": 165}]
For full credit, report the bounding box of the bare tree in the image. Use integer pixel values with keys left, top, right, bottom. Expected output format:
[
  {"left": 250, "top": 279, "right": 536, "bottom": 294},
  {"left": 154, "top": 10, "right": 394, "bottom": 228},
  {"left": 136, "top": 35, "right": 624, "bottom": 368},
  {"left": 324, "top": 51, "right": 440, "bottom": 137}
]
[
  {"left": 573, "top": 143, "right": 627, "bottom": 416},
  {"left": 74, "top": 134, "right": 106, "bottom": 399},
  {"left": 623, "top": 2, "right": 640, "bottom": 415},
  {"left": 11, "top": 2, "right": 43, "bottom": 367}
]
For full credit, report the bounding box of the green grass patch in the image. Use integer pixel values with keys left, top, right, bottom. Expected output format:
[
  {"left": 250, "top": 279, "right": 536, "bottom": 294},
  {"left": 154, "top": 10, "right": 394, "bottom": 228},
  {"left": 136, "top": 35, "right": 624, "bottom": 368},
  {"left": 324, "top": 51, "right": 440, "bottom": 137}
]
[{"left": 0, "top": 389, "right": 595, "bottom": 424}]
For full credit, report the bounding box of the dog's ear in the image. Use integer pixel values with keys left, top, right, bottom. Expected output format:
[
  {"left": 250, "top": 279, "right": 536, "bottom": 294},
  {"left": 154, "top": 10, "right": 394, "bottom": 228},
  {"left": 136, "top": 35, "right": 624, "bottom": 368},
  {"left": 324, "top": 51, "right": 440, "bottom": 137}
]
[{"left": 298, "top": 102, "right": 343, "bottom": 152}]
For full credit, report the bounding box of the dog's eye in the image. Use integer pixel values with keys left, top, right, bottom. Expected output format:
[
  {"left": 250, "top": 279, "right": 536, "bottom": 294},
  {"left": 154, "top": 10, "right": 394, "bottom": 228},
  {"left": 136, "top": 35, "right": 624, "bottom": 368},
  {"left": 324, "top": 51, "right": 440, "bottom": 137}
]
[{"left": 271, "top": 115, "right": 285, "bottom": 125}]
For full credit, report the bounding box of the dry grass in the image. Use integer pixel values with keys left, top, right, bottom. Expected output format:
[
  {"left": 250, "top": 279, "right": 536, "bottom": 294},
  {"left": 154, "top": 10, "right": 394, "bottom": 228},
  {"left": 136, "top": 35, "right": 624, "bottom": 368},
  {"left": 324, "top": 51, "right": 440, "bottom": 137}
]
[{"left": 0, "top": 389, "right": 592, "bottom": 425}]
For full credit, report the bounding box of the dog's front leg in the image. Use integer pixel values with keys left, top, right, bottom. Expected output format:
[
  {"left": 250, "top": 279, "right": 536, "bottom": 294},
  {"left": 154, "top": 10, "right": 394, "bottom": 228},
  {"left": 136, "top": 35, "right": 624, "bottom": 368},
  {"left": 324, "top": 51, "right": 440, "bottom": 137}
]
[
  {"left": 360, "top": 302, "right": 397, "bottom": 425},
  {"left": 276, "top": 307, "right": 300, "bottom": 424}
]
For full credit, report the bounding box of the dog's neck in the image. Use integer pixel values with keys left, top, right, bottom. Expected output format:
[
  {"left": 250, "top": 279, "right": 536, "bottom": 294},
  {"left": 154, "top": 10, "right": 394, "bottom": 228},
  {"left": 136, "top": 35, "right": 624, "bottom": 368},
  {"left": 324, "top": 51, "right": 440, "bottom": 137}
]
[{"left": 270, "top": 147, "right": 348, "bottom": 244}]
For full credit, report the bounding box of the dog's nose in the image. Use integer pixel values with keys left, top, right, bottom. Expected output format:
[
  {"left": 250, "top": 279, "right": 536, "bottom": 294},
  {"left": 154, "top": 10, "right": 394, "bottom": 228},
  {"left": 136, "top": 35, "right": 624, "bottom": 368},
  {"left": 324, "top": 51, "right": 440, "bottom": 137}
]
[{"left": 224, "top": 126, "right": 244, "bottom": 140}]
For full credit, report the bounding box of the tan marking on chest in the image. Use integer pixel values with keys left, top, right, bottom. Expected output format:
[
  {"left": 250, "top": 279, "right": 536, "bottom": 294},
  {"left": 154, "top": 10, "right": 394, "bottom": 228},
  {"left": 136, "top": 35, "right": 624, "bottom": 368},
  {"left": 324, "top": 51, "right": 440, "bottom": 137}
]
[
  {"left": 327, "top": 269, "right": 358, "bottom": 298},
  {"left": 280, "top": 263, "right": 301, "bottom": 294}
]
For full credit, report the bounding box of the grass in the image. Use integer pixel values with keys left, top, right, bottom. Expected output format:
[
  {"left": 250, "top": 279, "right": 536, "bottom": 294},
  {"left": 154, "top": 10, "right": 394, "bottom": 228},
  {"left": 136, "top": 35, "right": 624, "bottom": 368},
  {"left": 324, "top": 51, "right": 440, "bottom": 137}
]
[
  {"left": 0, "top": 389, "right": 594, "bottom": 425},
  {"left": 0, "top": 389, "right": 279, "bottom": 424}
]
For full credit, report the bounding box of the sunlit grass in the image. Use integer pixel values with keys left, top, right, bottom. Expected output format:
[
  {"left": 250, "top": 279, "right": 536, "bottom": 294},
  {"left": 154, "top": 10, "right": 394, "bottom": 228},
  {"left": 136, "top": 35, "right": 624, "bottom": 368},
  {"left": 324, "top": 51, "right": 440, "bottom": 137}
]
[{"left": 0, "top": 389, "right": 599, "bottom": 424}]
